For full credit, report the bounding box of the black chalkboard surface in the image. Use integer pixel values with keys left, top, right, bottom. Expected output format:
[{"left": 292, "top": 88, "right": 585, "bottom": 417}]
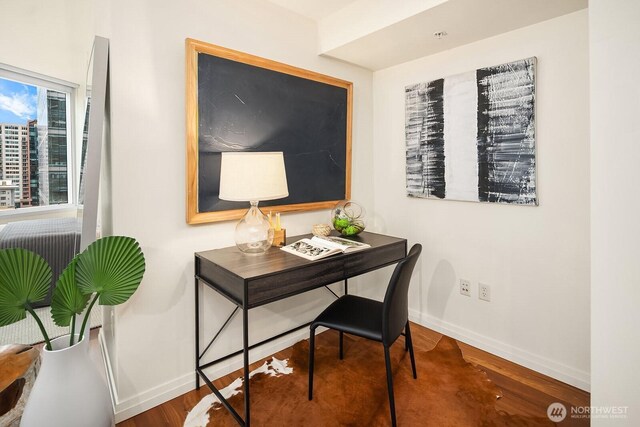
[{"left": 186, "top": 39, "right": 352, "bottom": 224}]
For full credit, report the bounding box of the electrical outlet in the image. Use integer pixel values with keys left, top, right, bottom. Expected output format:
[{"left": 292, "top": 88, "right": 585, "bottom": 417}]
[
  {"left": 460, "top": 279, "right": 471, "bottom": 297},
  {"left": 479, "top": 283, "right": 491, "bottom": 302}
]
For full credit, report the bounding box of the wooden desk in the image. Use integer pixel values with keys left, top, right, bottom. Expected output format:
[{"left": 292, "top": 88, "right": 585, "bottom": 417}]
[{"left": 194, "top": 231, "right": 407, "bottom": 426}]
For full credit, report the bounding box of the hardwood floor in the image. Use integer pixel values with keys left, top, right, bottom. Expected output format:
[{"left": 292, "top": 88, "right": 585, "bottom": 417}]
[{"left": 118, "top": 323, "right": 590, "bottom": 426}]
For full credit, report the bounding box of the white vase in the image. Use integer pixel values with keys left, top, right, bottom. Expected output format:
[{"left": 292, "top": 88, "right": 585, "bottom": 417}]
[{"left": 20, "top": 334, "right": 114, "bottom": 427}]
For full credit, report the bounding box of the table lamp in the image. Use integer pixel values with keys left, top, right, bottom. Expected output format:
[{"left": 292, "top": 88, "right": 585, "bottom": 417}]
[{"left": 219, "top": 152, "right": 289, "bottom": 254}]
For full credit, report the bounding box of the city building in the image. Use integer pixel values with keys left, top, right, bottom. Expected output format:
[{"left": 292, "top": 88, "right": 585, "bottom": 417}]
[
  {"left": 0, "top": 123, "right": 28, "bottom": 206},
  {"left": 0, "top": 87, "right": 69, "bottom": 211},
  {"left": 27, "top": 119, "right": 39, "bottom": 206},
  {"left": 0, "top": 90, "right": 69, "bottom": 210},
  {"left": 0, "top": 179, "right": 17, "bottom": 209},
  {"left": 36, "top": 88, "right": 69, "bottom": 205},
  {"left": 20, "top": 121, "right": 31, "bottom": 207}
]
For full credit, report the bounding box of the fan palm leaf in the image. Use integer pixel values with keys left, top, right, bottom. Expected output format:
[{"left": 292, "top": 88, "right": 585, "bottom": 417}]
[
  {"left": 0, "top": 248, "right": 52, "bottom": 326},
  {"left": 76, "top": 236, "right": 146, "bottom": 306},
  {"left": 51, "top": 258, "right": 90, "bottom": 327}
]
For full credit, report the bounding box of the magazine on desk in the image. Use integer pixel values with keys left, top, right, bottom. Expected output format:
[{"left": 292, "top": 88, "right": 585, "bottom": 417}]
[{"left": 280, "top": 235, "right": 371, "bottom": 261}]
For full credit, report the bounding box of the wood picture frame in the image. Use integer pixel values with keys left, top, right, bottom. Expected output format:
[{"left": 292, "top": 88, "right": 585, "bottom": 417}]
[{"left": 186, "top": 38, "right": 353, "bottom": 224}]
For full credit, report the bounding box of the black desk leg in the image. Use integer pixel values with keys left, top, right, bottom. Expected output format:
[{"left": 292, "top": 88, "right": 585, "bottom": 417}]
[
  {"left": 195, "top": 277, "right": 200, "bottom": 389},
  {"left": 344, "top": 278, "right": 348, "bottom": 295},
  {"left": 243, "top": 305, "right": 250, "bottom": 426}
]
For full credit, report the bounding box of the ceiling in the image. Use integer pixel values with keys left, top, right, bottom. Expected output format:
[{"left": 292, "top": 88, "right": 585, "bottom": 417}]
[
  {"left": 266, "top": 0, "right": 588, "bottom": 70},
  {"left": 265, "top": 0, "right": 359, "bottom": 21}
]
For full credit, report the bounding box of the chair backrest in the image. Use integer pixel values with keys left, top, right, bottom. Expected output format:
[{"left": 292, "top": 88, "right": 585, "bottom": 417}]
[{"left": 382, "top": 244, "right": 422, "bottom": 345}]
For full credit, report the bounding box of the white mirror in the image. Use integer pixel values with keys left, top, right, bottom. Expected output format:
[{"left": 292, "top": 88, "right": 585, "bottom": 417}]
[{"left": 79, "top": 36, "right": 109, "bottom": 251}]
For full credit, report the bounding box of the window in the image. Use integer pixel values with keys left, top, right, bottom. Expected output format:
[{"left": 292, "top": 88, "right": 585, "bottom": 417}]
[{"left": 0, "top": 64, "right": 77, "bottom": 211}]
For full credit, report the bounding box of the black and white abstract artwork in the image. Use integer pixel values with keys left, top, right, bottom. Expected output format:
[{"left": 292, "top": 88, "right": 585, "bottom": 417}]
[{"left": 405, "top": 57, "right": 537, "bottom": 205}]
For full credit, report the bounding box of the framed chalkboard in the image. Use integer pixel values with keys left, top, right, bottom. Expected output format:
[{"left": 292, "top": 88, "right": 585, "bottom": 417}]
[{"left": 186, "top": 39, "right": 352, "bottom": 224}]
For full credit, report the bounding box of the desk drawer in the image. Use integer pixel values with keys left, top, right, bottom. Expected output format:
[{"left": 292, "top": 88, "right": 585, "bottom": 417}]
[
  {"left": 248, "top": 257, "right": 345, "bottom": 307},
  {"left": 197, "top": 257, "right": 244, "bottom": 305},
  {"left": 343, "top": 242, "right": 406, "bottom": 277}
]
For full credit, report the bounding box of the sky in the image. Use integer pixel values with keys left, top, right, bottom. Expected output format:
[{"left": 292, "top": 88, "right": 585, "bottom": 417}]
[{"left": 0, "top": 77, "right": 37, "bottom": 125}]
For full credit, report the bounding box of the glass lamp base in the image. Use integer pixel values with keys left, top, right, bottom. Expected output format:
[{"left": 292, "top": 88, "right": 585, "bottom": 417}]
[{"left": 235, "top": 201, "right": 274, "bottom": 255}]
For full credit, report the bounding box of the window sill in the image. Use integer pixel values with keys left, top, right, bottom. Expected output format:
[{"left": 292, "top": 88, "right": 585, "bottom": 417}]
[{"left": 0, "top": 204, "right": 79, "bottom": 225}]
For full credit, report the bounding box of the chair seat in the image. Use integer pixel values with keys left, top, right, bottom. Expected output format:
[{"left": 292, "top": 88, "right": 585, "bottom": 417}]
[{"left": 311, "top": 295, "right": 383, "bottom": 342}]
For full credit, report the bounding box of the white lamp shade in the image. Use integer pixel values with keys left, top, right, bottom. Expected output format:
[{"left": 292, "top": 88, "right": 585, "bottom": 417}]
[{"left": 219, "top": 152, "right": 289, "bottom": 202}]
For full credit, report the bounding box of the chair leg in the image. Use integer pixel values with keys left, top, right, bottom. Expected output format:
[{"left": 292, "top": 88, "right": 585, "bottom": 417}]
[
  {"left": 405, "top": 322, "right": 417, "bottom": 379},
  {"left": 339, "top": 331, "right": 344, "bottom": 360},
  {"left": 309, "top": 327, "right": 315, "bottom": 400},
  {"left": 384, "top": 345, "right": 397, "bottom": 427}
]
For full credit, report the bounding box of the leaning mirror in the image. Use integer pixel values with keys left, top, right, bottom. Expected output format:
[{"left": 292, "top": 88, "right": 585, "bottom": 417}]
[
  {"left": 78, "top": 36, "right": 109, "bottom": 251},
  {"left": 0, "top": 36, "right": 109, "bottom": 348}
]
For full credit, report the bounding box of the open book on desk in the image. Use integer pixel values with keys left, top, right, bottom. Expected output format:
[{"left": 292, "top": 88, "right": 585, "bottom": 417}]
[{"left": 280, "top": 235, "right": 371, "bottom": 261}]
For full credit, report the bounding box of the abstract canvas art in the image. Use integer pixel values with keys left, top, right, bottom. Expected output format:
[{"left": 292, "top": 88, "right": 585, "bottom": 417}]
[{"left": 405, "top": 57, "right": 536, "bottom": 205}]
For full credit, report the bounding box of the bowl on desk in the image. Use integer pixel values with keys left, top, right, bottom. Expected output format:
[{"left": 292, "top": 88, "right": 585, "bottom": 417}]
[
  {"left": 312, "top": 224, "right": 331, "bottom": 237},
  {"left": 330, "top": 201, "right": 366, "bottom": 236}
]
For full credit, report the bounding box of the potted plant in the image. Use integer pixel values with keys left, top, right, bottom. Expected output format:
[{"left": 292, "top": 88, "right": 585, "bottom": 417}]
[{"left": 0, "top": 236, "right": 145, "bottom": 427}]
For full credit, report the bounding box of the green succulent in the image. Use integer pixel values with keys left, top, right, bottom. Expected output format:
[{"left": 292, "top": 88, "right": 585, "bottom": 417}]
[{"left": 333, "top": 217, "right": 350, "bottom": 231}]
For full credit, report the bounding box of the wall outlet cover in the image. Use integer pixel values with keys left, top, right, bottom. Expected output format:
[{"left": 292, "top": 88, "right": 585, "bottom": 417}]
[
  {"left": 460, "top": 279, "right": 471, "bottom": 297},
  {"left": 479, "top": 283, "right": 491, "bottom": 302}
]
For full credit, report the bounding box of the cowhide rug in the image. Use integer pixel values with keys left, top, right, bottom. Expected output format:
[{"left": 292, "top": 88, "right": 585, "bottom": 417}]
[{"left": 186, "top": 331, "right": 551, "bottom": 426}]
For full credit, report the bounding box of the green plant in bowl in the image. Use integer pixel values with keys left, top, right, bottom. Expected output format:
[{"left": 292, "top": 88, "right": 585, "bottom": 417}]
[
  {"left": 342, "top": 222, "right": 365, "bottom": 236},
  {"left": 330, "top": 201, "right": 366, "bottom": 237},
  {"left": 333, "top": 217, "right": 350, "bottom": 232}
]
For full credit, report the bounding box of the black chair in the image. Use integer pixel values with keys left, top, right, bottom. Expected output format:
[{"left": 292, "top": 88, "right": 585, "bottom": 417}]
[{"left": 308, "top": 244, "right": 422, "bottom": 427}]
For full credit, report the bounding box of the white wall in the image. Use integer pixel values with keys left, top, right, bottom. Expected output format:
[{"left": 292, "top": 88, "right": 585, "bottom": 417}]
[
  {"left": 590, "top": 0, "right": 640, "bottom": 424},
  {"left": 372, "top": 10, "right": 590, "bottom": 389},
  {"left": 97, "top": 0, "right": 373, "bottom": 419},
  {"left": 0, "top": 0, "right": 93, "bottom": 85}
]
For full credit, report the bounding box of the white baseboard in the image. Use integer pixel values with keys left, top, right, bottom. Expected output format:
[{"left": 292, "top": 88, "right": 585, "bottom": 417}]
[
  {"left": 98, "top": 330, "right": 118, "bottom": 415},
  {"left": 108, "top": 327, "right": 314, "bottom": 423},
  {"left": 114, "top": 372, "right": 194, "bottom": 423},
  {"left": 409, "top": 308, "right": 590, "bottom": 392}
]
